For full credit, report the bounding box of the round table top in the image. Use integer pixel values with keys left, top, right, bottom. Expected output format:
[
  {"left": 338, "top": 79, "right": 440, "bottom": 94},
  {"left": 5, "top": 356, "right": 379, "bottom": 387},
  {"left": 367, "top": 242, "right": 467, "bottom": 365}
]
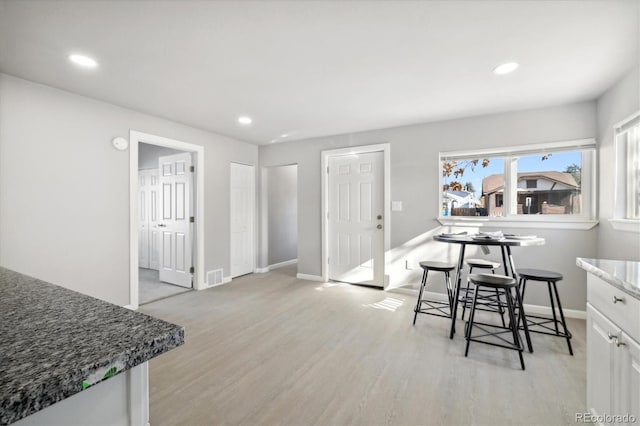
[{"left": 433, "top": 234, "right": 546, "bottom": 246}]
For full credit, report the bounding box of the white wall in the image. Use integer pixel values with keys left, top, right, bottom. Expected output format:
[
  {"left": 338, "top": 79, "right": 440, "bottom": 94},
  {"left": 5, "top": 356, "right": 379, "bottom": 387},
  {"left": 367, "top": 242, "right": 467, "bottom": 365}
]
[
  {"left": 0, "top": 74, "right": 258, "bottom": 305},
  {"left": 266, "top": 165, "right": 298, "bottom": 266},
  {"left": 259, "top": 102, "right": 598, "bottom": 310},
  {"left": 138, "top": 143, "right": 184, "bottom": 169},
  {"left": 596, "top": 65, "right": 640, "bottom": 261}
]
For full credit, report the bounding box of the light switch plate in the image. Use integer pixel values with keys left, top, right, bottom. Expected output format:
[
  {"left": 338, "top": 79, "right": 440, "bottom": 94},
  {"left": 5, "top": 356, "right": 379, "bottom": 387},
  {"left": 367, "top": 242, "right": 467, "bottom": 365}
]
[{"left": 392, "top": 201, "right": 403, "bottom": 211}]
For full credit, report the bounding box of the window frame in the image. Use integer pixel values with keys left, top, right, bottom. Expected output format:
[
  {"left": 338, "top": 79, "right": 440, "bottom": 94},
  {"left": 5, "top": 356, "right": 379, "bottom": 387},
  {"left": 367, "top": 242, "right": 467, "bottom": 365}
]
[
  {"left": 610, "top": 111, "right": 640, "bottom": 232},
  {"left": 438, "top": 138, "right": 598, "bottom": 230}
]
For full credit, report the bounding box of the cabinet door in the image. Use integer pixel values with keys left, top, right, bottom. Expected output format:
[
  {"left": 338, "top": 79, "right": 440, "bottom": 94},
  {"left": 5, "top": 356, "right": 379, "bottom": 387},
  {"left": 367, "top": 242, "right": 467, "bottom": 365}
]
[
  {"left": 618, "top": 332, "right": 640, "bottom": 422},
  {"left": 587, "top": 304, "right": 619, "bottom": 418}
]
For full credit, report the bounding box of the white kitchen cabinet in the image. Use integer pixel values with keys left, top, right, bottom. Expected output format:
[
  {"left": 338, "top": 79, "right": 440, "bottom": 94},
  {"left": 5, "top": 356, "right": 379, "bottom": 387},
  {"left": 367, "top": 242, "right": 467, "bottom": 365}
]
[
  {"left": 586, "top": 275, "right": 640, "bottom": 425},
  {"left": 618, "top": 332, "right": 640, "bottom": 422},
  {"left": 587, "top": 304, "right": 618, "bottom": 419}
]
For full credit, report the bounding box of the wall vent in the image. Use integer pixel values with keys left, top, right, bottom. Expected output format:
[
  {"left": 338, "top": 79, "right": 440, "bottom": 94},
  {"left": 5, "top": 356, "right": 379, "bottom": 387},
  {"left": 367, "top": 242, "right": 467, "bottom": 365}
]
[{"left": 207, "top": 269, "right": 223, "bottom": 286}]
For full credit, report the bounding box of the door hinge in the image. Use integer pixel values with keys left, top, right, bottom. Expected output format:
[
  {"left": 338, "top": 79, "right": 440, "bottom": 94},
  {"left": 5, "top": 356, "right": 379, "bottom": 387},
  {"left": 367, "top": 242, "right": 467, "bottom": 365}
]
[
  {"left": 190, "top": 266, "right": 195, "bottom": 274},
  {"left": 190, "top": 216, "right": 195, "bottom": 223},
  {"left": 190, "top": 166, "right": 195, "bottom": 172},
  {"left": 326, "top": 166, "right": 329, "bottom": 174}
]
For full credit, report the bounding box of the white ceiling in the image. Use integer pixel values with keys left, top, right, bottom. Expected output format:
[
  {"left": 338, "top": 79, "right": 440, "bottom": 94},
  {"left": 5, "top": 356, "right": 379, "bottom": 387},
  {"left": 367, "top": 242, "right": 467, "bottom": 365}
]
[{"left": 0, "top": 0, "right": 638, "bottom": 145}]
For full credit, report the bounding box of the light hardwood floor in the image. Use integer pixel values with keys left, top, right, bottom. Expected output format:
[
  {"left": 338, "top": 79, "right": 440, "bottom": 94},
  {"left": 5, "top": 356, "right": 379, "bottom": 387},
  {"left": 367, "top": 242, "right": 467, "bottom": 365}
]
[{"left": 140, "top": 265, "right": 586, "bottom": 426}]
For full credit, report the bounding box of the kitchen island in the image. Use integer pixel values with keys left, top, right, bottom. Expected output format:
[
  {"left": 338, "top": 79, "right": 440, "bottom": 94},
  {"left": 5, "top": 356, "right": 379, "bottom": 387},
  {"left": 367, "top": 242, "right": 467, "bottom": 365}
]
[
  {"left": 0, "top": 267, "right": 184, "bottom": 426},
  {"left": 577, "top": 258, "right": 639, "bottom": 424}
]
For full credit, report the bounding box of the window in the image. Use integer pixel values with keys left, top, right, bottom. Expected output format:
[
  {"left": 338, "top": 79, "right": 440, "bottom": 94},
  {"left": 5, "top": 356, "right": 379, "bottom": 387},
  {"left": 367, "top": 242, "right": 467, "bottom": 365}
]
[
  {"left": 611, "top": 112, "right": 640, "bottom": 230},
  {"left": 441, "top": 156, "right": 504, "bottom": 217},
  {"left": 440, "top": 139, "right": 596, "bottom": 224},
  {"left": 516, "top": 151, "right": 582, "bottom": 215}
]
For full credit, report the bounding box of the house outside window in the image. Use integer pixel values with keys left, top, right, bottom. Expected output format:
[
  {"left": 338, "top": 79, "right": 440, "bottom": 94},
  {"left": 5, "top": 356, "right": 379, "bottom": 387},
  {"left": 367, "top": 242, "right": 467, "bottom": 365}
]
[{"left": 440, "top": 139, "right": 596, "bottom": 224}]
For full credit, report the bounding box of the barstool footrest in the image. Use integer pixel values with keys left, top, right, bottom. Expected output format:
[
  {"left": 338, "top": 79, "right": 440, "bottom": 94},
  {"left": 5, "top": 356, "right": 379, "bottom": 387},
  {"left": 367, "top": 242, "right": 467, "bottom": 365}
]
[
  {"left": 520, "top": 315, "right": 573, "bottom": 339},
  {"left": 466, "top": 322, "right": 522, "bottom": 347},
  {"left": 415, "top": 299, "right": 452, "bottom": 318}
]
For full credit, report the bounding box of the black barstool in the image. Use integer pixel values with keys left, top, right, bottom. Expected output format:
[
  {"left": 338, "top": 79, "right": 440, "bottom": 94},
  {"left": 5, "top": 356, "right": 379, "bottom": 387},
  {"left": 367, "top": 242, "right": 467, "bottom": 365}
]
[
  {"left": 460, "top": 259, "right": 505, "bottom": 325},
  {"left": 413, "top": 261, "right": 456, "bottom": 325},
  {"left": 465, "top": 273, "right": 528, "bottom": 370},
  {"left": 517, "top": 268, "right": 573, "bottom": 355}
]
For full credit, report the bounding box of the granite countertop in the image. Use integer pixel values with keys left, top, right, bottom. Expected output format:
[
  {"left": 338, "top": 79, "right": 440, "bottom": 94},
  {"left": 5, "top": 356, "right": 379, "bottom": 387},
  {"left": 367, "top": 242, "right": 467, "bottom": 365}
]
[
  {"left": 0, "top": 267, "right": 184, "bottom": 425},
  {"left": 577, "top": 257, "right": 640, "bottom": 300}
]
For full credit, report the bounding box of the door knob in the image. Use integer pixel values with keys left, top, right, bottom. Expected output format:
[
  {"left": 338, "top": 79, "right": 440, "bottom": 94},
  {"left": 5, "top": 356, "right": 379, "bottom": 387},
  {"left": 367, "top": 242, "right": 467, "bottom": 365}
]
[
  {"left": 377, "top": 224, "right": 382, "bottom": 229},
  {"left": 158, "top": 224, "right": 167, "bottom": 227},
  {"left": 377, "top": 215, "right": 382, "bottom": 220}
]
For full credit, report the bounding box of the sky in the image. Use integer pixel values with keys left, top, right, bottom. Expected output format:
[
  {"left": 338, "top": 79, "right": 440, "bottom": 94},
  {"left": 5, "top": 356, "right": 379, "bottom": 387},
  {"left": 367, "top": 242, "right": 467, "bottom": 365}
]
[{"left": 443, "top": 151, "right": 582, "bottom": 198}]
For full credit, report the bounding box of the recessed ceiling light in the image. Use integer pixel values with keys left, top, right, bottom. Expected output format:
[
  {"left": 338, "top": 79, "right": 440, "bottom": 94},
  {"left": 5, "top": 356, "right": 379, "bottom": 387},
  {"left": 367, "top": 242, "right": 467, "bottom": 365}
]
[
  {"left": 69, "top": 54, "right": 98, "bottom": 68},
  {"left": 280, "top": 134, "right": 289, "bottom": 138},
  {"left": 237, "top": 116, "right": 252, "bottom": 125},
  {"left": 493, "top": 62, "right": 519, "bottom": 75}
]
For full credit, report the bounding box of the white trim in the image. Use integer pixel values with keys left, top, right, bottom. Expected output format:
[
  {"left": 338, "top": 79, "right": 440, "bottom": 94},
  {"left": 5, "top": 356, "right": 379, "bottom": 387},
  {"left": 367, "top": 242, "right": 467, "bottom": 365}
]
[
  {"left": 270, "top": 259, "right": 298, "bottom": 270},
  {"left": 609, "top": 218, "right": 640, "bottom": 233},
  {"left": 129, "top": 130, "right": 206, "bottom": 309},
  {"left": 440, "top": 138, "right": 596, "bottom": 160},
  {"left": 296, "top": 273, "right": 326, "bottom": 282},
  {"left": 437, "top": 217, "right": 599, "bottom": 230},
  {"left": 388, "top": 289, "right": 586, "bottom": 319},
  {"left": 523, "top": 302, "right": 586, "bottom": 320},
  {"left": 321, "top": 143, "right": 391, "bottom": 287},
  {"left": 122, "top": 304, "right": 136, "bottom": 310},
  {"left": 614, "top": 110, "right": 640, "bottom": 132},
  {"left": 254, "top": 259, "right": 298, "bottom": 273}
]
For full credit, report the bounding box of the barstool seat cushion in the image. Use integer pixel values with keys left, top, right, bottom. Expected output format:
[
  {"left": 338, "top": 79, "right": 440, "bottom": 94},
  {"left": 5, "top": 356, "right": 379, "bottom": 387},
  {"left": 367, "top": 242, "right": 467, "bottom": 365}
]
[
  {"left": 419, "top": 261, "right": 456, "bottom": 272},
  {"left": 517, "top": 268, "right": 563, "bottom": 281},
  {"left": 469, "top": 273, "right": 516, "bottom": 287},
  {"left": 465, "top": 258, "right": 500, "bottom": 269}
]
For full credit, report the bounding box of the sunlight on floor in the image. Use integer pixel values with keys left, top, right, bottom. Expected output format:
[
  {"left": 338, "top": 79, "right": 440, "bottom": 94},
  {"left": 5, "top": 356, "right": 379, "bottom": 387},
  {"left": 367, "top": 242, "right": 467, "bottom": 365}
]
[
  {"left": 362, "top": 297, "right": 404, "bottom": 312},
  {"left": 314, "top": 281, "right": 348, "bottom": 291}
]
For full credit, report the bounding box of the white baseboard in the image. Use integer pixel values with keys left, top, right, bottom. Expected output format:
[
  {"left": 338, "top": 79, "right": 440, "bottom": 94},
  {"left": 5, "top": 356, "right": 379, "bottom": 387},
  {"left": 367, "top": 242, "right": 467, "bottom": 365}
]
[
  {"left": 296, "top": 273, "right": 325, "bottom": 282},
  {"left": 387, "top": 288, "right": 586, "bottom": 320},
  {"left": 523, "top": 303, "right": 586, "bottom": 320},
  {"left": 255, "top": 259, "right": 298, "bottom": 273},
  {"left": 122, "top": 304, "right": 136, "bottom": 310},
  {"left": 269, "top": 259, "right": 298, "bottom": 270}
]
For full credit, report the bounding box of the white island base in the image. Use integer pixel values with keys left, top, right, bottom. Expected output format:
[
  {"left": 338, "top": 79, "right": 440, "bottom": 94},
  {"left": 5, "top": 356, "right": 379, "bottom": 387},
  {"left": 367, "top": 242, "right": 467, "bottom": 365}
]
[{"left": 14, "top": 363, "right": 149, "bottom": 426}]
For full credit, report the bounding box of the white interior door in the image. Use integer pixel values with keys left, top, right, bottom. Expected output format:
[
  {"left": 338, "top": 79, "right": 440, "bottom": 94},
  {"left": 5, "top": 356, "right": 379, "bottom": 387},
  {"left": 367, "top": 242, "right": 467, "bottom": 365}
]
[
  {"left": 158, "top": 153, "right": 193, "bottom": 288},
  {"left": 230, "top": 163, "right": 255, "bottom": 278},
  {"left": 138, "top": 170, "right": 150, "bottom": 269},
  {"left": 328, "top": 151, "right": 384, "bottom": 287},
  {"left": 148, "top": 169, "right": 160, "bottom": 271}
]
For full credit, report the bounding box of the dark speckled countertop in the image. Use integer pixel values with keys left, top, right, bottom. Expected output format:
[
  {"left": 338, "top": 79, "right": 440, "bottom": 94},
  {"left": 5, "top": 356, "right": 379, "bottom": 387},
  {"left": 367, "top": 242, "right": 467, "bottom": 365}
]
[{"left": 0, "top": 267, "right": 184, "bottom": 425}]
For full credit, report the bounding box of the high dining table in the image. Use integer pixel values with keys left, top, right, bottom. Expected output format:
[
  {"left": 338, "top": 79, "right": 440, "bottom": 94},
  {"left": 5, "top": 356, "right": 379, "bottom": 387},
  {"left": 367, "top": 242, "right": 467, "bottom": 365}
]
[{"left": 433, "top": 233, "right": 546, "bottom": 347}]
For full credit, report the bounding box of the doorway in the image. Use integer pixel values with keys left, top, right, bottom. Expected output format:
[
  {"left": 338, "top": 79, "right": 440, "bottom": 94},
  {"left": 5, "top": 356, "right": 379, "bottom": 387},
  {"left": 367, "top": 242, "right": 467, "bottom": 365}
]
[
  {"left": 321, "top": 144, "right": 390, "bottom": 288},
  {"left": 129, "top": 131, "right": 206, "bottom": 309},
  {"left": 264, "top": 164, "right": 298, "bottom": 274},
  {"left": 138, "top": 146, "right": 193, "bottom": 304}
]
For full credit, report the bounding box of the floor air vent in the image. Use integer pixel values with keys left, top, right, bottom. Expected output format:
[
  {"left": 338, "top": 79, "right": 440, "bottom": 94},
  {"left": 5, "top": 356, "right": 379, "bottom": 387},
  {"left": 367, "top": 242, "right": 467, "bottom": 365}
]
[{"left": 207, "top": 269, "right": 223, "bottom": 286}]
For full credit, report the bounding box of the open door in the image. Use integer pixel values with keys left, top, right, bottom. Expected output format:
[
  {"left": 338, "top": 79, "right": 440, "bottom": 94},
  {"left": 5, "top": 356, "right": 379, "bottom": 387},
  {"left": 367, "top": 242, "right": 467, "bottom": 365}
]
[{"left": 158, "top": 152, "right": 193, "bottom": 288}]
